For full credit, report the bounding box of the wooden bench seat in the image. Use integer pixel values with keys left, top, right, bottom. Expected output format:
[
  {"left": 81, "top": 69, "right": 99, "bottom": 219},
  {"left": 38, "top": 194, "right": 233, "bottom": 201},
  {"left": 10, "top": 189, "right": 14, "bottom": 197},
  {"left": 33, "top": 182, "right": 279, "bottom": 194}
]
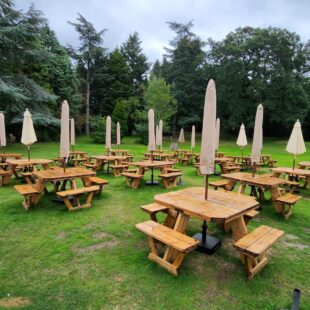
[
  {"left": 208, "top": 179, "right": 229, "bottom": 190},
  {"left": 21, "top": 172, "right": 34, "bottom": 184},
  {"left": 166, "top": 168, "right": 181, "bottom": 173},
  {"left": 71, "top": 158, "right": 87, "bottom": 167},
  {"left": 110, "top": 164, "right": 129, "bottom": 176},
  {"left": 84, "top": 176, "right": 109, "bottom": 195},
  {"left": 83, "top": 162, "right": 101, "bottom": 171},
  {"left": 125, "top": 168, "right": 138, "bottom": 173},
  {"left": 0, "top": 169, "right": 13, "bottom": 186},
  {"left": 193, "top": 164, "right": 202, "bottom": 176},
  {"left": 136, "top": 220, "right": 199, "bottom": 275},
  {"left": 14, "top": 184, "right": 40, "bottom": 210},
  {"left": 159, "top": 172, "right": 182, "bottom": 189},
  {"left": 234, "top": 225, "right": 284, "bottom": 279},
  {"left": 121, "top": 172, "right": 144, "bottom": 189},
  {"left": 56, "top": 185, "right": 99, "bottom": 211},
  {"left": 244, "top": 210, "right": 259, "bottom": 224},
  {"left": 275, "top": 194, "right": 302, "bottom": 219}
]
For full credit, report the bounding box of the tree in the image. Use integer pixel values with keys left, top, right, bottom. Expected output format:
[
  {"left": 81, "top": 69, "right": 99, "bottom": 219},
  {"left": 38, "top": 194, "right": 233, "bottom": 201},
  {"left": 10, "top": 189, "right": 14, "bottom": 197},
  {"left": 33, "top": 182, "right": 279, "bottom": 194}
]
[
  {"left": 112, "top": 100, "right": 128, "bottom": 135},
  {"left": 68, "top": 14, "right": 107, "bottom": 135},
  {"left": 0, "top": 1, "right": 59, "bottom": 139},
  {"left": 209, "top": 27, "right": 310, "bottom": 135},
  {"left": 144, "top": 77, "right": 177, "bottom": 131},
  {"left": 163, "top": 21, "right": 208, "bottom": 134},
  {"left": 150, "top": 60, "right": 162, "bottom": 78},
  {"left": 121, "top": 32, "right": 150, "bottom": 101}
]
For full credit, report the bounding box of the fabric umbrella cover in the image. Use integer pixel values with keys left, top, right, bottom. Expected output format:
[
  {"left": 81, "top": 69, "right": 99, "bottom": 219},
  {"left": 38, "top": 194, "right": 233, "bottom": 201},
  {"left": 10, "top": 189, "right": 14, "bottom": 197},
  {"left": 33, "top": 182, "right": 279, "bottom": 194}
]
[
  {"left": 155, "top": 124, "right": 159, "bottom": 146},
  {"left": 200, "top": 79, "right": 216, "bottom": 175},
  {"left": 158, "top": 120, "right": 163, "bottom": 149},
  {"left": 21, "top": 109, "right": 37, "bottom": 146},
  {"left": 178, "top": 128, "right": 185, "bottom": 143},
  {"left": 60, "top": 101, "right": 70, "bottom": 159},
  {"left": 191, "top": 125, "right": 195, "bottom": 149},
  {"left": 215, "top": 118, "right": 220, "bottom": 151},
  {"left": 236, "top": 123, "right": 247, "bottom": 147},
  {"left": 116, "top": 122, "right": 121, "bottom": 145},
  {"left": 70, "top": 118, "right": 75, "bottom": 146},
  {"left": 286, "top": 120, "right": 306, "bottom": 156},
  {"left": 148, "top": 109, "right": 156, "bottom": 151},
  {"left": 0, "top": 112, "right": 6, "bottom": 147},
  {"left": 106, "top": 116, "right": 112, "bottom": 150},
  {"left": 251, "top": 104, "right": 264, "bottom": 163}
]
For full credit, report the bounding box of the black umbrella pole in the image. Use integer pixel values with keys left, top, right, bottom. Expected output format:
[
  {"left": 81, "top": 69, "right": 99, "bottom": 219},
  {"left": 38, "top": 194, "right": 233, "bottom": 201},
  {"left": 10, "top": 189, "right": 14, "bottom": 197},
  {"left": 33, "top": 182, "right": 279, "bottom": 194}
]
[
  {"left": 205, "top": 174, "right": 208, "bottom": 200},
  {"left": 27, "top": 145, "right": 30, "bottom": 161}
]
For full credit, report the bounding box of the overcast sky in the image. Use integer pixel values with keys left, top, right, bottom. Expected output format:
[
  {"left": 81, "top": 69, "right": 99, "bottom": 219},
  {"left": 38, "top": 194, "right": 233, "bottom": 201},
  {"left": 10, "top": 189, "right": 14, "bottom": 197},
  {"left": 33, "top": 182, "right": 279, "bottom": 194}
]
[{"left": 15, "top": 0, "right": 310, "bottom": 65}]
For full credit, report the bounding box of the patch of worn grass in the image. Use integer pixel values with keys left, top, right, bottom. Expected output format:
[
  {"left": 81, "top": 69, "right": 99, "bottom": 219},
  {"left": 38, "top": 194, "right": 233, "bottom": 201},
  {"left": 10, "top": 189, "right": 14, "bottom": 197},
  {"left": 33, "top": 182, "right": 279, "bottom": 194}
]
[{"left": 0, "top": 136, "right": 309, "bottom": 309}]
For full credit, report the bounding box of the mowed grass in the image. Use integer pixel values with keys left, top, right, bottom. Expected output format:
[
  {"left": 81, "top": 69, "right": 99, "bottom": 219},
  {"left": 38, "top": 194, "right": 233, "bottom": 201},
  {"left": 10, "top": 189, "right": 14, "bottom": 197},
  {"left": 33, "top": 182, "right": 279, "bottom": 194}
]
[{"left": 0, "top": 136, "right": 309, "bottom": 310}]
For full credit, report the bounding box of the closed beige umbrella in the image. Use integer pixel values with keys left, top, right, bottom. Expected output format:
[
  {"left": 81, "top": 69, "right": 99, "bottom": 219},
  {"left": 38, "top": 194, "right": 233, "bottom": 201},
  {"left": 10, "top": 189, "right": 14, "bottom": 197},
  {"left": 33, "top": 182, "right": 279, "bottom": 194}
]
[
  {"left": 0, "top": 112, "right": 6, "bottom": 148},
  {"left": 236, "top": 123, "right": 247, "bottom": 161},
  {"left": 60, "top": 101, "right": 70, "bottom": 171},
  {"left": 21, "top": 109, "right": 37, "bottom": 161},
  {"left": 155, "top": 124, "right": 159, "bottom": 147},
  {"left": 286, "top": 119, "right": 306, "bottom": 169},
  {"left": 191, "top": 125, "right": 195, "bottom": 150},
  {"left": 106, "top": 116, "right": 111, "bottom": 154},
  {"left": 200, "top": 79, "right": 216, "bottom": 184},
  {"left": 116, "top": 122, "right": 121, "bottom": 147},
  {"left": 158, "top": 120, "right": 163, "bottom": 150},
  {"left": 195, "top": 79, "right": 221, "bottom": 254},
  {"left": 251, "top": 104, "right": 264, "bottom": 175},
  {"left": 215, "top": 118, "right": 220, "bottom": 151},
  {"left": 148, "top": 109, "right": 156, "bottom": 153},
  {"left": 178, "top": 128, "right": 185, "bottom": 144},
  {"left": 70, "top": 118, "right": 75, "bottom": 151}
]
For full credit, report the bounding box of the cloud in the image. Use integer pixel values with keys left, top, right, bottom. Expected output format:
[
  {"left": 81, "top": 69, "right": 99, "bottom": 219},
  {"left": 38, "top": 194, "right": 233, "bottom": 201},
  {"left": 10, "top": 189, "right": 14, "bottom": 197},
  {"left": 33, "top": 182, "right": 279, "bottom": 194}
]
[{"left": 15, "top": 0, "right": 310, "bottom": 65}]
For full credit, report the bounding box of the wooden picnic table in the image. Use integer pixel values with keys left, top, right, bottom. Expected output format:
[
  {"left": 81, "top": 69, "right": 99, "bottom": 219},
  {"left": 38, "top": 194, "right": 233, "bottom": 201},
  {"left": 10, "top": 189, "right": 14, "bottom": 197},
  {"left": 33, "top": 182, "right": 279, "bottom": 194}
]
[
  {"left": 144, "top": 152, "right": 174, "bottom": 161},
  {"left": 0, "top": 153, "right": 23, "bottom": 163},
  {"left": 131, "top": 160, "right": 175, "bottom": 185},
  {"left": 110, "top": 149, "right": 130, "bottom": 156},
  {"left": 69, "top": 151, "right": 88, "bottom": 167},
  {"left": 298, "top": 161, "right": 310, "bottom": 170},
  {"left": 89, "top": 155, "right": 128, "bottom": 175},
  {"left": 222, "top": 172, "right": 284, "bottom": 201},
  {"left": 271, "top": 167, "right": 310, "bottom": 188},
  {"left": 154, "top": 187, "right": 259, "bottom": 241},
  {"left": 6, "top": 159, "right": 52, "bottom": 179}
]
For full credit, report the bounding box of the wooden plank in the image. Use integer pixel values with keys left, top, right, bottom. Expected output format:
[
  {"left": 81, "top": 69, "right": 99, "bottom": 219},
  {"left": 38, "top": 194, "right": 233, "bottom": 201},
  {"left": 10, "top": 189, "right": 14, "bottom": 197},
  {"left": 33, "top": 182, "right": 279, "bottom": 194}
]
[
  {"left": 141, "top": 203, "right": 168, "bottom": 213},
  {"left": 56, "top": 186, "right": 99, "bottom": 197},
  {"left": 276, "top": 194, "right": 302, "bottom": 204},
  {"left": 136, "top": 221, "right": 198, "bottom": 252},
  {"left": 14, "top": 185, "right": 39, "bottom": 195}
]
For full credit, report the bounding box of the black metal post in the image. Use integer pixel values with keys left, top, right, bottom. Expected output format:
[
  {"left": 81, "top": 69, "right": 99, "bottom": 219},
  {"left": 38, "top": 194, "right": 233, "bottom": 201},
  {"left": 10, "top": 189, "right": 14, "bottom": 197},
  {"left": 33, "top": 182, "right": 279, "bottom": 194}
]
[{"left": 291, "top": 288, "right": 300, "bottom": 310}]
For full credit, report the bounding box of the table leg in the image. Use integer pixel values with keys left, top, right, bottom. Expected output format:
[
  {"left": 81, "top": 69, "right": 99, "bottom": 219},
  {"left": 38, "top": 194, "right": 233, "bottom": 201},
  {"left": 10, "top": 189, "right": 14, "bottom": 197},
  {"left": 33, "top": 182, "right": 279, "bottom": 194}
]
[{"left": 225, "top": 216, "right": 248, "bottom": 240}]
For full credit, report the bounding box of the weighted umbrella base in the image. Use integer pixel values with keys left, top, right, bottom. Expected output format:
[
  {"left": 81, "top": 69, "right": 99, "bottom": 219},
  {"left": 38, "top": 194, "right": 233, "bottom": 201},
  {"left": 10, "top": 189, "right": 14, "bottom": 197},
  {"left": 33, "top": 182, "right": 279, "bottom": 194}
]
[
  {"left": 52, "top": 196, "right": 74, "bottom": 204},
  {"left": 193, "top": 233, "right": 222, "bottom": 255},
  {"left": 145, "top": 181, "right": 159, "bottom": 186}
]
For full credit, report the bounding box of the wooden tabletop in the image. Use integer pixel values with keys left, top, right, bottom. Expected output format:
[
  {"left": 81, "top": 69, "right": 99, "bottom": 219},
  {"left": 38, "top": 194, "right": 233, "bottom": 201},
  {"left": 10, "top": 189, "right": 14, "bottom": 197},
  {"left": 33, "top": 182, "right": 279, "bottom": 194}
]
[
  {"left": 33, "top": 167, "right": 95, "bottom": 181},
  {"left": 131, "top": 160, "right": 175, "bottom": 168},
  {"left": 222, "top": 172, "right": 284, "bottom": 187},
  {"left": 298, "top": 161, "right": 310, "bottom": 168},
  {"left": 90, "top": 155, "right": 126, "bottom": 161},
  {"left": 0, "top": 153, "right": 23, "bottom": 159},
  {"left": 215, "top": 157, "right": 232, "bottom": 163},
  {"left": 6, "top": 159, "right": 53, "bottom": 166},
  {"left": 271, "top": 167, "right": 310, "bottom": 176},
  {"left": 154, "top": 187, "right": 258, "bottom": 223},
  {"left": 70, "top": 151, "right": 87, "bottom": 155},
  {"left": 111, "top": 149, "right": 129, "bottom": 153}
]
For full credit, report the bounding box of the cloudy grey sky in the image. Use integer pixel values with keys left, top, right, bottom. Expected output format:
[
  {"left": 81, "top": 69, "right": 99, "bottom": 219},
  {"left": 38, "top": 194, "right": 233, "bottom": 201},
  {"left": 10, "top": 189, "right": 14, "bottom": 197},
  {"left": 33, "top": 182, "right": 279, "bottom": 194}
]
[{"left": 15, "top": 0, "right": 310, "bottom": 64}]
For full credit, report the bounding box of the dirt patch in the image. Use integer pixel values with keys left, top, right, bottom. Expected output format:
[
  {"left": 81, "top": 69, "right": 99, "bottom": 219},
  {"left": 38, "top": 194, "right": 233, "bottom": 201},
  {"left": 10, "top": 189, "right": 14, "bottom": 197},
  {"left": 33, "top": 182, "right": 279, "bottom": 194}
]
[
  {"left": 0, "top": 297, "right": 31, "bottom": 308},
  {"left": 73, "top": 240, "right": 120, "bottom": 254},
  {"left": 55, "top": 232, "right": 67, "bottom": 240},
  {"left": 280, "top": 234, "right": 309, "bottom": 251},
  {"left": 92, "top": 231, "right": 108, "bottom": 239}
]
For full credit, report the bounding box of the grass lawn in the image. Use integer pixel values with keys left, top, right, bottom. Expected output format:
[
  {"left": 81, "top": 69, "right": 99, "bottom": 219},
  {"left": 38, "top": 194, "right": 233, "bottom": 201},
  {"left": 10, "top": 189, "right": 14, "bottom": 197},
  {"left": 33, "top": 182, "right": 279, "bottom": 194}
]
[{"left": 0, "top": 136, "right": 309, "bottom": 309}]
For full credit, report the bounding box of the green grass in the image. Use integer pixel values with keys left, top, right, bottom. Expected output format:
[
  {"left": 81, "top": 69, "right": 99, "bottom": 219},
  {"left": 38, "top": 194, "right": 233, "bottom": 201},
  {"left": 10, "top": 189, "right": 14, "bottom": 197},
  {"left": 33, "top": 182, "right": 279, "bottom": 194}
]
[{"left": 0, "top": 136, "right": 309, "bottom": 309}]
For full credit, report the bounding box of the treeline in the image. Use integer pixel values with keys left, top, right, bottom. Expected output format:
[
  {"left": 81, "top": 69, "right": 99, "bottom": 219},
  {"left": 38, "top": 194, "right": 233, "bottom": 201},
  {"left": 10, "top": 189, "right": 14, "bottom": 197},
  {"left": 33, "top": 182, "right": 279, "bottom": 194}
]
[{"left": 0, "top": 0, "right": 309, "bottom": 142}]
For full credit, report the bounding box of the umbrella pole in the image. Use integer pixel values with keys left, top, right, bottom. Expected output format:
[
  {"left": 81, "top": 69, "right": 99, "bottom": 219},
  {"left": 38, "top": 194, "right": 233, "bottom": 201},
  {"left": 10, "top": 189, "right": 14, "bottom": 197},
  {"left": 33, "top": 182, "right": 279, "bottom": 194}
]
[
  {"left": 63, "top": 157, "right": 66, "bottom": 173},
  {"left": 252, "top": 162, "right": 257, "bottom": 177},
  {"left": 151, "top": 150, "right": 153, "bottom": 163},
  {"left": 293, "top": 156, "right": 296, "bottom": 170},
  {"left": 241, "top": 147, "right": 244, "bottom": 170},
  {"left": 205, "top": 174, "right": 208, "bottom": 200},
  {"left": 27, "top": 145, "right": 30, "bottom": 161}
]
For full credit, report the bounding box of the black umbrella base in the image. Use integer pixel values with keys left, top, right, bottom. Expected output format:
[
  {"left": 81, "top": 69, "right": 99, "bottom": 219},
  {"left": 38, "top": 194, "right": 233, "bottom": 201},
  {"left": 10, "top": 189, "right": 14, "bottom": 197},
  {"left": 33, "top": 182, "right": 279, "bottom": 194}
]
[
  {"left": 145, "top": 180, "right": 159, "bottom": 186},
  {"left": 193, "top": 233, "right": 222, "bottom": 255}
]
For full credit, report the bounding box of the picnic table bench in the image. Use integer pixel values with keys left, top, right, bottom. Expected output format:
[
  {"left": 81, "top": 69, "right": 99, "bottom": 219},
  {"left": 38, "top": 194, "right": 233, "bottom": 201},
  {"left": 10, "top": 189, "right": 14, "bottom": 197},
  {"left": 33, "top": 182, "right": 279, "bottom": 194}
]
[
  {"left": 234, "top": 225, "right": 284, "bottom": 279},
  {"left": 275, "top": 193, "right": 302, "bottom": 219},
  {"left": 136, "top": 220, "right": 199, "bottom": 276}
]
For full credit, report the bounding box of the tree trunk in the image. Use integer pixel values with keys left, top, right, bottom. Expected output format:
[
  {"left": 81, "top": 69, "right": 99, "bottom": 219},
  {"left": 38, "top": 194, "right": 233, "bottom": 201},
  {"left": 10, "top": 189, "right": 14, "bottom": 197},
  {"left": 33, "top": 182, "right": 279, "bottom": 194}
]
[{"left": 85, "top": 69, "right": 90, "bottom": 135}]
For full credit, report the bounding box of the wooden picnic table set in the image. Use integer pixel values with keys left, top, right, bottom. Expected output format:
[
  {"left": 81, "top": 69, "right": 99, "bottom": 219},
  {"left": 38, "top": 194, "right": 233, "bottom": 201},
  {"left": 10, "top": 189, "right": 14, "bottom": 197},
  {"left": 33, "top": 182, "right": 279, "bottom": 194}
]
[
  {"left": 136, "top": 187, "right": 284, "bottom": 278},
  {"left": 13, "top": 167, "right": 109, "bottom": 211},
  {"left": 144, "top": 152, "right": 174, "bottom": 161},
  {"left": 121, "top": 160, "right": 182, "bottom": 189}
]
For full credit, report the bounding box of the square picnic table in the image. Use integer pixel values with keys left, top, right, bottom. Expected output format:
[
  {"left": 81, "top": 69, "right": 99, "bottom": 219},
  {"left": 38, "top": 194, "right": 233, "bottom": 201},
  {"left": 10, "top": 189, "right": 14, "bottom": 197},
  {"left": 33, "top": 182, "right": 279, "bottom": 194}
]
[
  {"left": 69, "top": 151, "right": 88, "bottom": 167},
  {"left": 110, "top": 149, "right": 130, "bottom": 156},
  {"left": 130, "top": 160, "right": 176, "bottom": 185},
  {"left": 298, "top": 161, "right": 310, "bottom": 170},
  {"left": 154, "top": 187, "right": 259, "bottom": 246},
  {"left": 271, "top": 167, "right": 310, "bottom": 188},
  {"left": 144, "top": 152, "right": 174, "bottom": 161},
  {"left": 222, "top": 172, "right": 285, "bottom": 201},
  {"left": 89, "top": 155, "right": 127, "bottom": 174}
]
